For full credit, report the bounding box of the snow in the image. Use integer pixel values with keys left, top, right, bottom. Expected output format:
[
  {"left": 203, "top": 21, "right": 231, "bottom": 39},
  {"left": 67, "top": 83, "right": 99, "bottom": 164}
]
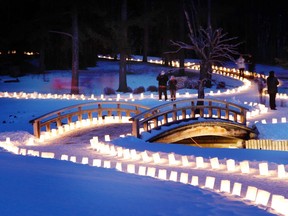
[{"left": 0, "top": 56, "right": 288, "bottom": 216}]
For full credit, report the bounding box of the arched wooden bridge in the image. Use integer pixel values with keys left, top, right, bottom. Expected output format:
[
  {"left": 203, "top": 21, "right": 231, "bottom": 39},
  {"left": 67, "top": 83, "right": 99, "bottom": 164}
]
[
  {"left": 129, "top": 98, "right": 258, "bottom": 146},
  {"left": 29, "top": 101, "right": 150, "bottom": 138}
]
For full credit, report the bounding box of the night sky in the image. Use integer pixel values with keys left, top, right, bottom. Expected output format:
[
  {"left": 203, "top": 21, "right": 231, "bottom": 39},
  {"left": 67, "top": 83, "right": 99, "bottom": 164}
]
[{"left": 1, "top": 0, "right": 288, "bottom": 65}]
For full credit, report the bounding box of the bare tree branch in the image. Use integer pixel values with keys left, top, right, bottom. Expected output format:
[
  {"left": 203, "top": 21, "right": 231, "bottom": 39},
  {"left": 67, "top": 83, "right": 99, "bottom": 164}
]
[
  {"left": 49, "top": 30, "right": 73, "bottom": 38},
  {"left": 171, "top": 26, "right": 241, "bottom": 65},
  {"left": 169, "top": 8, "right": 242, "bottom": 99}
]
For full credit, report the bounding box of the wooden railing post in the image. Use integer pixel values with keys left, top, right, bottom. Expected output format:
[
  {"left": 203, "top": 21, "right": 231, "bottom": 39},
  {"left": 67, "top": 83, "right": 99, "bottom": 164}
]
[
  {"left": 241, "top": 108, "right": 247, "bottom": 124},
  {"left": 172, "top": 104, "right": 177, "bottom": 121},
  {"left": 181, "top": 109, "right": 186, "bottom": 119},
  {"left": 131, "top": 119, "right": 140, "bottom": 138},
  {"left": 191, "top": 101, "right": 195, "bottom": 118},
  {"left": 56, "top": 112, "right": 62, "bottom": 128},
  {"left": 98, "top": 104, "right": 102, "bottom": 119},
  {"left": 163, "top": 113, "right": 168, "bottom": 124},
  {"left": 224, "top": 103, "right": 229, "bottom": 120},
  {"left": 117, "top": 104, "right": 121, "bottom": 118},
  {"left": 68, "top": 116, "right": 72, "bottom": 125},
  {"left": 33, "top": 120, "right": 41, "bottom": 138},
  {"left": 208, "top": 101, "right": 212, "bottom": 118},
  {"left": 88, "top": 112, "right": 93, "bottom": 121},
  {"left": 77, "top": 107, "right": 82, "bottom": 122}
]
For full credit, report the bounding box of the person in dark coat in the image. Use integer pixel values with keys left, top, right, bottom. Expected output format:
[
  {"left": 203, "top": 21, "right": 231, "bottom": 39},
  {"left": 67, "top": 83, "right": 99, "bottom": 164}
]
[
  {"left": 246, "top": 54, "right": 256, "bottom": 79},
  {"left": 157, "top": 71, "right": 169, "bottom": 100},
  {"left": 266, "top": 70, "right": 279, "bottom": 110},
  {"left": 168, "top": 75, "right": 177, "bottom": 101}
]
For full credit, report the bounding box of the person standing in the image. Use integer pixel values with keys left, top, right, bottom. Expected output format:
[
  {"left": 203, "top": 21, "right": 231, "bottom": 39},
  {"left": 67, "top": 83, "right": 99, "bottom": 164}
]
[
  {"left": 236, "top": 55, "right": 245, "bottom": 79},
  {"left": 255, "top": 72, "right": 266, "bottom": 104},
  {"left": 266, "top": 70, "right": 279, "bottom": 110},
  {"left": 168, "top": 75, "right": 177, "bottom": 101},
  {"left": 246, "top": 54, "right": 256, "bottom": 79},
  {"left": 156, "top": 71, "right": 169, "bottom": 101}
]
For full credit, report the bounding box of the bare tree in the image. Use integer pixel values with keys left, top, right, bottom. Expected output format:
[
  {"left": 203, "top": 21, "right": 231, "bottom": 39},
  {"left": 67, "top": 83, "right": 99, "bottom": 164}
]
[
  {"left": 49, "top": 3, "right": 79, "bottom": 94},
  {"left": 118, "top": 0, "right": 129, "bottom": 92},
  {"left": 71, "top": 3, "right": 79, "bottom": 94},
  {"left": 171, "top": 11, "right": 241, "bottom": 99}
]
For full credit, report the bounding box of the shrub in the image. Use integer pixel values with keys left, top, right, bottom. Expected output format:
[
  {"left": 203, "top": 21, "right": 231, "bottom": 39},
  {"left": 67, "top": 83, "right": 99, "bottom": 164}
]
[
  {"left": 125, "top": 87, "right": 133, "bottom": 93},
  {"left": 184, "top": 79, "right": 198, "bottom": 89},
  {"left": 103, "top": 87, "right": 116, "bottom": 95},
  {"left": 133, "top": 86, "right": 145, "bottom": 94},
  {"left": 216, "top": 81, "right": 226, "bottom": 89},
  {"left": 146, "top": 85, "right": 158, "bottom": 92}
]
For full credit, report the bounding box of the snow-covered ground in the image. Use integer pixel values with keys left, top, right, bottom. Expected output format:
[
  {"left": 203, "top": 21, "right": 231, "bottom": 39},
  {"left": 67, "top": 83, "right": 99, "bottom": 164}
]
[{"left": 0, "top": 57, "right": 287, "bottom": 216}]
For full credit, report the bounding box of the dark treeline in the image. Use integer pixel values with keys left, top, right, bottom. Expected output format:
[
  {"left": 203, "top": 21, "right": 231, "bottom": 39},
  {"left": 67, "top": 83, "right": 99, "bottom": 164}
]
[{"left": 0, "top": 0, "right": 288, "bottom": 73}]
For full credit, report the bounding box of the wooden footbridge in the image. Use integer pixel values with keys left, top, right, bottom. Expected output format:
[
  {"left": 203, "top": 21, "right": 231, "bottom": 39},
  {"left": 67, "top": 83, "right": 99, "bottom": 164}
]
[
  {"left": 129, "top": 98, "right": 258, "bottom": 147},
  {"left": 30, "top": 98, "right": 258, "bottom": 147},
  {"left": 29, "top": 101, "right": 150, "bottom": 139}
]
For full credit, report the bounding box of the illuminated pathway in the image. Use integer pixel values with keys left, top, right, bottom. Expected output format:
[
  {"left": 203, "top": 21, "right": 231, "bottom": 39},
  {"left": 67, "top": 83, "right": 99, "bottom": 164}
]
[
  {"left": 5, "top": 121, "right": 287, "bottom": 215},
  {"left": 1, "top": 61, "right": 288, "bottom": 215},
  {"left": 1, "top": 98, "right": 288, "bottom": 215}
]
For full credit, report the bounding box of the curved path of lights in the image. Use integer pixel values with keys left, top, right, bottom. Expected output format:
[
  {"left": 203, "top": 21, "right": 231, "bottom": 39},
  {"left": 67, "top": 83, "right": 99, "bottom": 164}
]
[{"left": 1, "top": 59, "right": 288, "bottom": 215}]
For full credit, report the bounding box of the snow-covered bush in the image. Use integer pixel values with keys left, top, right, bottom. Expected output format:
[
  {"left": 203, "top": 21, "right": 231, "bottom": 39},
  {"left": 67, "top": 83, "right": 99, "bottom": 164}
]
[
  {"left": 125, "top": 87, "right": 133, "bottom": 93},
  {"left": 133, "top": 86, "right": 145, "bottom": 94},
  {"left": 216, "top": 81, "right": 226, "bottom": 89},
  {"left": 146, "top": 85, "right": 158, "bottom": 92},
  {"left": 184, "top": 79, "right": 198, "bottom": 89},
  {"left": 103, "top": 87, "right": 116, "bottom": 95}
]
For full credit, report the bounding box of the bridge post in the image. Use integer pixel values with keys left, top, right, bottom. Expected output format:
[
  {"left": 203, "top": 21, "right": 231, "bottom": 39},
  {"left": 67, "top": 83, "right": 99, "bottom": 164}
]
[
  {"left": 241, "top": 108, "right": 247, "bottom": 124},
  {"left": 225, "top": 104, "right": 229, "bottom": 120},
  {"left": 208, "top": 101, "right": 212, "bottom": 117},
  {"left": 56, "top": 112, "right": 62, "bottom": 129},
  {"left": 77, "top": 107, "right": 83, "bottom": 122},
  {"left": 163, "top": 114, "right": 168, "bottom": 124},
  {"left": 68, "top": 116, "right": 72, "bottom": 125},
  {"left": 117, "top": 104, "right": 121, "bottom": 118},
  {"left": 88, "top": 112, "right": 93, "bottom": 122},
  {"left": 98, "top": 104, "right": 102, "bottom": 119},
  {"left": 153, "top": 118, "right": 158, "bottom": 128},
  {"left": 181, "top": 109, "right": 186, "bottom": 119},
  {"left": 172, "top": 104, "right": 177, "bottom": 121},
  {"left": 131, "top": 119, "right": 140, "bottom": 138},
  {"left": 191, "top": 101, "right": 195, "bottom": 118},
  {"left": 33, "top": 120, "right": 41, "bottom": 138}
]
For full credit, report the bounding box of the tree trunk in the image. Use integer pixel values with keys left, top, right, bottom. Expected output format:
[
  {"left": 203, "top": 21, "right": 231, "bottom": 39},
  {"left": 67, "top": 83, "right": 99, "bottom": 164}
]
[
  {"left": 118, "top": 51, "right": 128, "bottom": 91},
  {"left": 198, "top": 79, "right": 205, "bottom": 99},
  {"left": 71, "top": 4, "right": 79, "bottom": 94},
  {"left": 178, "top": 0, "right": 185, "bottom": 76},
  {"left": 142, "top": 18, "right": 149, "bottom": 63},
  {"left": 142, "top": 0, "right": 149, "bottom": 62},
  {"left": 117, "top": 0, "right": 128, "bottom": 92},
  {"left": 198, "top": 61, "right": 210, "bottom": 99},
  {"left": 39, "top": 41, "right": 46, "bottom": 74}
]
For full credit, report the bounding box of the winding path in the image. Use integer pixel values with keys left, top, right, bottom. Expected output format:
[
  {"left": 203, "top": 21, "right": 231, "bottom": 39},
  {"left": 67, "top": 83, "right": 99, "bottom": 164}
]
[{"left": 10, "top": 69, "right": 288, "bottom": 215}]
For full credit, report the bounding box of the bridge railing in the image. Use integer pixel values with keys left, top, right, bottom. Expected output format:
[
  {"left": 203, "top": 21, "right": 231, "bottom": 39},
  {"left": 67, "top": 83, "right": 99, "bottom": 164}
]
[
  {"left": 130, "top": 98, "right": 249, "bottom": 138},
  {"left": 30, "top": 101, "right": 150, "bottom": 138}
]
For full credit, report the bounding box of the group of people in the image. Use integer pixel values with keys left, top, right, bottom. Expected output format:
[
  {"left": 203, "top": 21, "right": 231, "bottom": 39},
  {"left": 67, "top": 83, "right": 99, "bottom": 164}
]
[
  {"left": 237, "top": 54, "right": 280, "bottom": 110},
  {"left": 156, "top": 71, "right": 177, "bottom": 101},
  {"left": 157, "top": 68, "right": 280, "bottom": 111}
]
